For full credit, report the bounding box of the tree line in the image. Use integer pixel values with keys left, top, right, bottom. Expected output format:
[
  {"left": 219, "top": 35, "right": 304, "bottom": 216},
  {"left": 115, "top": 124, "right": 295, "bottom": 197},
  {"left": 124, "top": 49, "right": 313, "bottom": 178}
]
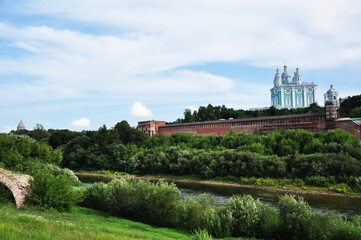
[
  {"left": 176, "top": 103, "right": 324, "bottom": 123},
  {"left": 176, "top": 93, "right": 361, "bottom": 123}
]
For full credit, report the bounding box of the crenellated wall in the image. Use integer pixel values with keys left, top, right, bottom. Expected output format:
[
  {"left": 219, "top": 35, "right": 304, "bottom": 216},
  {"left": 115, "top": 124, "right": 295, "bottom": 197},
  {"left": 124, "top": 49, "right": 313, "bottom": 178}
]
[{"left": 157, "top": 112, "right": 361, "bottom": 138}]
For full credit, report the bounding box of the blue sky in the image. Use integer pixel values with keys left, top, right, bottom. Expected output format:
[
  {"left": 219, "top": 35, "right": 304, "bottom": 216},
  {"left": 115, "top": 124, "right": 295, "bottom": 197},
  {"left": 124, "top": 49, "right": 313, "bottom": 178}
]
[{"left": 1, "top": 0, "right": 361, "bottom": 132}]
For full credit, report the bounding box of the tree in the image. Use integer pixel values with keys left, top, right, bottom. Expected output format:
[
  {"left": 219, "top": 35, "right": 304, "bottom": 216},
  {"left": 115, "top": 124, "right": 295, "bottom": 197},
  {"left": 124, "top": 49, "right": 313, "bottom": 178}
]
[
  {"left": 48, "top": 129, "right": 81, "bottom": 149},
  {"left": 28, "top": 124, "right": 50, "bottom": 142},
  {"left": 350, "top": 106, "right": 361, "bottom": 118},
  {"left": 340, "top": 94, "right": 361, "bottom": 117},
  {"left": 184, "top": 109, "right": 195, "bottom": 122}
]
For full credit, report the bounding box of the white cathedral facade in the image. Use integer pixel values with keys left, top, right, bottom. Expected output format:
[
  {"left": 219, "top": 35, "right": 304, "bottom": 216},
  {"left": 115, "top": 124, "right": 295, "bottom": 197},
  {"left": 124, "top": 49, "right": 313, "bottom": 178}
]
[{"left": 270, "top": 65, "right": 317, "bottom": 109}]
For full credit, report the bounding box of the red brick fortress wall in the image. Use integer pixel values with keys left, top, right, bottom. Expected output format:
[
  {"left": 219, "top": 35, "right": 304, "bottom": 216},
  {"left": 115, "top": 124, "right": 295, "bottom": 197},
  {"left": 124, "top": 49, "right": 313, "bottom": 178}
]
[
  {"left": 333, "top": 119, "right": 361, "bottom": 139},
  {"left": 158, "top": 112, "right": 328, "bottom": 136}
]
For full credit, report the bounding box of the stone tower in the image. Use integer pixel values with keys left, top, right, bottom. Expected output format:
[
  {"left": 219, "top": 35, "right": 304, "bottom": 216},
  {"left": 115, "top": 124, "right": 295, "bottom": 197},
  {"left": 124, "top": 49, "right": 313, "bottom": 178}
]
[
  {"left": 17, "top": 120, "right": 26, "bottom": 131},
  {"left": 325, "top": 103, "right": 339, "bottom": 121}
]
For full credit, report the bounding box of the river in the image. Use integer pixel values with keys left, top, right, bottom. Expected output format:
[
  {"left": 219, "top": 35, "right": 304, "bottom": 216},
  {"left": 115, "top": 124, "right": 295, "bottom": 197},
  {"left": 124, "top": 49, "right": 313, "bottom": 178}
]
[{"left": 78, "top": 175, "right": 361, "bottom": 217}]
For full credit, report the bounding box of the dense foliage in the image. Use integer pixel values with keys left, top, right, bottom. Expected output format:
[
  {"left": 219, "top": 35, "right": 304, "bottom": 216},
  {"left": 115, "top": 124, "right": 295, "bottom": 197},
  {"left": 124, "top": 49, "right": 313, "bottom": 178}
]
[
  {"left": 26, "top": 169, "right": 83, "bottom": 212},
  {"left": 176, "top": 103, "right": 324, "bottom": 123},
  {"left": 340, "top": 94, "right": 361, "bottom": 117},
  {"left": 82, "top": 178, "right": 180, "bottom": 226},
  {"left": 61, "top": 127, "right": 361, "bottom": 192},
  {"left": 82, "top": 178, "right": 361, "bottom": 240},
  {"left": 0, "top": 134, "right": 82, "bottom": 211},
  {"left": 0, "top": 134, "right": 62, "bottom": 171}
]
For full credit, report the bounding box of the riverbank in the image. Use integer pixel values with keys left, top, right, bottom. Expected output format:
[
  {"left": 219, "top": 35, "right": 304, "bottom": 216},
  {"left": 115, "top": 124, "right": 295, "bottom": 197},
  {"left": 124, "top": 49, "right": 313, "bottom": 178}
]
[{"left": 75, "top": 172, "right": 361, "bottom": 199}]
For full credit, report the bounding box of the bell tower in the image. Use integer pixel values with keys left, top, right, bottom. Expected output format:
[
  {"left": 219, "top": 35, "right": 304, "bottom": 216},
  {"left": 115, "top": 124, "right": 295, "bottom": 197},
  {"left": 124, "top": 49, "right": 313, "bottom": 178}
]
[{"left": 325, "top": 103, "right": 338, "bottom": 121}]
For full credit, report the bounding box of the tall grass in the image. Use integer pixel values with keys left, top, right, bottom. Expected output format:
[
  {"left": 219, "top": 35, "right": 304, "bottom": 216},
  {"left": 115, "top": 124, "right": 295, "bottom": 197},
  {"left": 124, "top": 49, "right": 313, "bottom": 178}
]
[{"left": 0, "top": 205, "right": 193, "bottom": 240}]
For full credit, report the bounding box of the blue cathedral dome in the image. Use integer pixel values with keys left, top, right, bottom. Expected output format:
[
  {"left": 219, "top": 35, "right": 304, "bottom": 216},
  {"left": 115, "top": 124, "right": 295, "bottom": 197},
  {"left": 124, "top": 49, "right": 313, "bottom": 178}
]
[
  {"left": 281, "top": 65, "right": 291, "bottom": 84},
  {"left": 270, "top": 65, "right": 317, "bottom": 109}
]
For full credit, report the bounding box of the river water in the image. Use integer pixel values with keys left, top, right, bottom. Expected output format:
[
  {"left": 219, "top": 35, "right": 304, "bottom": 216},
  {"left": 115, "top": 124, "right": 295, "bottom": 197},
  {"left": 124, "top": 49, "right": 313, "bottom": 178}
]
[
  {"left": 78, "top": 175, "right": 361, "bottom": 217},
  {"left": 173, "top": 181, "right": 361, "bottom": 217}
]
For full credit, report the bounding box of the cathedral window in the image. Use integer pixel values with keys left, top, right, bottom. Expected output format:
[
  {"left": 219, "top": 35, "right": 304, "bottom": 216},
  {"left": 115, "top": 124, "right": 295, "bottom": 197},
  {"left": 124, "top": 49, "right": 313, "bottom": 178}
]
[
  {"left": 297, "top": 96, "right": 302, "bottom": 106},
  {"left": 286, "top": 97, "right": 290, "bottom": 106},
  {"left": 308, "top": 95, "right": 313, "bottom": 104}
]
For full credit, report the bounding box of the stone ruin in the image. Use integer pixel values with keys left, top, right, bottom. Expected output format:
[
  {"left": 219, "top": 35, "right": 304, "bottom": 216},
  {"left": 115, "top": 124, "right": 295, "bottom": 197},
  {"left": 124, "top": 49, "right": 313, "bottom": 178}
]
[{"left": 0, "top": 168, "right": 33, "bottom": 207}]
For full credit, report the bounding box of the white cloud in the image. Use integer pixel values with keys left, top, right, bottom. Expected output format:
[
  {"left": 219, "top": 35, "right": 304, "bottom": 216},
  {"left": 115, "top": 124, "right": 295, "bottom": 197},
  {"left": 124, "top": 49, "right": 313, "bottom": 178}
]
[
  {"left": 70, "top": 118, "right": 90, "bottom": 128},
  {"left": 1, "top": 126, "right": 16, "bottom": 133},
  {"left": 39, "top": 121, "right": 50, "bottom": 126},
  {"left": 129, "top": 102, "right": 153, "bottom": 118},
  {"left": 0, "top": 0, "right": 361, "bottom": 122},
  {"left": 8, "top": 0, "right": 361, "bottom": 69},
  {"left": 185, "top": 106, "right": 198, "bottom": 113}
]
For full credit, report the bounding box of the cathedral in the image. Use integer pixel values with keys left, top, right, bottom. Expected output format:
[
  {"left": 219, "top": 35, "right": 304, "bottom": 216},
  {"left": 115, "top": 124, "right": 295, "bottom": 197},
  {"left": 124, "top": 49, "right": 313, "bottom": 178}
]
[{"left": 270, "top": 65, "right": 317, "bottom": 109}]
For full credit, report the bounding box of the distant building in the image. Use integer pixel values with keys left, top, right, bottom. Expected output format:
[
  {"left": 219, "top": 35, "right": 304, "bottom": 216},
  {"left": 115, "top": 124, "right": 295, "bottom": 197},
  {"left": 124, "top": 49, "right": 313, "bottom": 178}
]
[
  {"left": 17, "top": 120, "right": 26, "bottom": 131},
  {"left": 249, "top": 107, "right": 269, "bottom": 111},
  {"left": 137, "top": 120, "right": 165, "bottom": 136},
  {"left": 324, "top": 84, "right": 339, "bottom": 106},
  {"left": 270, "top": 65, "right": 317, "bottom": 109}
]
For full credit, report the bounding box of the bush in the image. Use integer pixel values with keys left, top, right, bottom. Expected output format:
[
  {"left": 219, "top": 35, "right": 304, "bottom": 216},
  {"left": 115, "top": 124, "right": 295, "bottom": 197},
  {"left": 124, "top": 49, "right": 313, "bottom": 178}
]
[
  {"left": 194, "top": 229, "right": 213, "bottom": 240},
  {"left": 26, "top": 169, "right": 83, "bottom": 212},
  {"left": 326, "top": 213, "right": 361, "bottom": 240},
  {"left": 201, "top": 207, "right": 233, "bottom": 238},
  {"left": 176, "top": 194, "right": 215, "bottom": 230},
  {"left": 226, "top": 195, "right": 262, "bottom": 237},
  {"left": 106, "top": 178, "right": 180, "bottom": 226},
  {"left": 278, "top": 195, "right": 311, "bottom": 240},
  {"left": 26, "top": 162, "right": 81, "bottom": 187},
  {"left": 257, "top": 203, "right": 281, "bottom": 239},
  {"left": 82, "top": 182, "right": 108, "bottom": 211}
]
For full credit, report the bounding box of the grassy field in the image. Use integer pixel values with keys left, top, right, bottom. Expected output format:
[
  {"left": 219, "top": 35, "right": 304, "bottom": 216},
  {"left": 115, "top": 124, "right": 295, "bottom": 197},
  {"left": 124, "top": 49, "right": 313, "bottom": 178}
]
[{"left": 0, "top": 204, "right": 252, "bottom": 240}]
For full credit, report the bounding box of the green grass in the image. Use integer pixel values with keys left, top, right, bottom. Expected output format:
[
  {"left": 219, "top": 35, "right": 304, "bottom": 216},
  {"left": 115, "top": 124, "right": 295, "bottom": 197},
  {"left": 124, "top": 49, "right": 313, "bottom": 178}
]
[{"left": 0, "top": 204, "right": 252, "bottom": 240}]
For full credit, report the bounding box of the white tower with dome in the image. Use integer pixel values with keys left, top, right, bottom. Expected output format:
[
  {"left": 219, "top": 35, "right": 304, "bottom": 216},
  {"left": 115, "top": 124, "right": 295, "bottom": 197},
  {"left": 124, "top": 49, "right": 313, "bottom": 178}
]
[{"left": 324, "top": 84, "right": 339, "bottom": 106}]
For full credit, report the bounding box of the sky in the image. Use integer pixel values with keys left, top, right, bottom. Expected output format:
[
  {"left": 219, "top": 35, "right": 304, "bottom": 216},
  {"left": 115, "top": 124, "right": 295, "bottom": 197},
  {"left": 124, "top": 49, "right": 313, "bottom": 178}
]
[{"left": 1, "top": 0, "right": 361, "bottom": 132}]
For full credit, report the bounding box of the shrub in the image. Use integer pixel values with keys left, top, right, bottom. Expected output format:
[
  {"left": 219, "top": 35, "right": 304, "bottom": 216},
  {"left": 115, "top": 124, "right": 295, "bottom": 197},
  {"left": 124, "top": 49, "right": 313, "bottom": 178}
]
[
  {"left": 305, "top": 175, "right": 336, "bottom": 187},
  {"left": 257, "top": 203, "right": 281, "bottom": 239},
  {"left": 107, "top": 178, "right": 180, "bottom": 226},
  {"left": 177, "top": 194, "right": 215, "bottom": 230},
  {"left": 226, "top": 195, "right": 262, "bottom": 237},
  {"left": 326, "top": 213, "right": 361, "bottom": 240},
  {"left": 278, "top": 194, "right": 311, "bottom": 240},
  {"left": 328, "top": 183, "right": 354, "bottom": 194},
  {"left": 26, "top": 169, "right": 83, "bottom": 212},
  {"left": 82, "top": 182, "right": 108, "bottom": 211},
  {"left": 201, "top": 207, "right": 233, "bottom": 238},
  {"left": 26, "top": 162, "right": 81, "bottom": 186},
  {"left": 194, "top": 229, "right": 212, "bottom": 240}
]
